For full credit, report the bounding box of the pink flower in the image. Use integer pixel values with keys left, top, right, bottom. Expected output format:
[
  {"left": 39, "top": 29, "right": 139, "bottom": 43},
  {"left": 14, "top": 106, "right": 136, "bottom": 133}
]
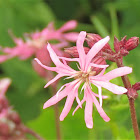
[
  {"left": 35, "top": 31, "right": 132, "bottom": 128},
  {"left": 0, "top": 21, "right": 78, "bottom": 78}
]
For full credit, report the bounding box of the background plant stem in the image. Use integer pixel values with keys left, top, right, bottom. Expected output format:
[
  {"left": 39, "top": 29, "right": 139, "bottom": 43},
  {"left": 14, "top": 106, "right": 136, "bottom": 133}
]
[{"left": 52, "top": 86, "right": 61, "bottom": 140}]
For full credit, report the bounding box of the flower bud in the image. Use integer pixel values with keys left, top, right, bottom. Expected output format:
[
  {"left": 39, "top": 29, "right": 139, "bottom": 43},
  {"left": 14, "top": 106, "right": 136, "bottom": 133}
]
[
  {"left": 124, "top": 37, "right": 139, "bottom": 51},
  {"left": 86, "top": 33, "right": 111, "bottom": 52},
  {"left": 64, "top": 46, "right": 90, "bottom": 57}
]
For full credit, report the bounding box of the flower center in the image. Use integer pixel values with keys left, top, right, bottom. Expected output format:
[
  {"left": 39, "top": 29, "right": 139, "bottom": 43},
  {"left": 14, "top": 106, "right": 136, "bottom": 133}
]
[
  {"left": 74, "top": 69, "right": 96, "bottom": 83},
  {"left": 27, "top": 37, "right": 46, "bottom": 49}
]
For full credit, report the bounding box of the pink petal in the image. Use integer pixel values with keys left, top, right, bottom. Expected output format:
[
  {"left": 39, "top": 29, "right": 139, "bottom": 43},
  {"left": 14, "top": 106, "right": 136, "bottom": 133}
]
[
  {"left": 72, "top": 99, "right": 85, "bottom": 115},
  {"left": 92, "top": 80, "right": 127, "bottom": 94},
  {"left": 84, "top": 93, "right": 93, "bottom": 129},
  {"left": 47, "top": 43, "right": 64, "bottom": 67},
  {"left": 90, "top": 92, "right": 110, "bottom": 122},
  {"left": 76, "top": 31, "right": 86, "bottom": 70},
  {"left": 60, "top": 85, "right": 78, "bottom": 121},
  {"left": 34, "top": 58, "right": 57, "bottom": 71},
  {"left": 98, "top": 67, "right": 132, "bottom": 81},
  {"left": 58, "top": 20, "right": 77, "bottom": 32},
  {"left": 43, "top": 86, "right": 68, "bottom": 109},
  {"left": 90, "top": 63, "right": 109, "bottom": 68},
  {"left": 76, "top": 94, "right": 82, "bottom": 108},
  {"left": 63, "top": 32, "right": 79, "bottom": 42},
  {"left": 44, "top": 74, "right": 64, "bottom": 88},
  {"left": 92, "top": 92, "right": 108, "bottom": 99},
  {"left": 85, "top": 36, "right": 110, "bottom": 70}
]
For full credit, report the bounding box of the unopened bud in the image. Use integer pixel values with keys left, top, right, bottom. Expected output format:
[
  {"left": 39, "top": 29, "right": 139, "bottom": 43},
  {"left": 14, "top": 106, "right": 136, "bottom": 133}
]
[
  {"left": 65, "top": 46, "right": 90, "bottom": 57},
  {"left": 124, "top": 37, "right": 139, "bottom": 51},
  {"left": 132, "top": 82, "right": 140, "bottom": 91},
  {"left": 86, "top": 33, "right": 111, "bottom": 52}
]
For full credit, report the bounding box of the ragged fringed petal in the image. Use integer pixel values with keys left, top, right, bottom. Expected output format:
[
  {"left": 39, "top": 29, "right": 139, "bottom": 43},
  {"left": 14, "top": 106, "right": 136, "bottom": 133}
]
[
  {"left": 90, "top": 91, "right": 110, "bottom": 122},
  {"left": 58, "top": 20, "right": 77, "bottom": 32},
  {"left": 60, "top": 83, "right": 78, "bottom": 121},
  {"left": 84, "top": 91, "right": 93, "bottom": 129},
  {"left": 44, "top": 74, "right": 65, "bottom": 88},
  {"left": 98, "top": 67, "right": 132, "bottom": 81},
  {"left": 92, "top": 80, "right": 127, "bottom": 94},
  {"left": 47, "top": 43, "right": 64, "bottom": 67},
  {"left": 76, "top": 31, "right": 86, "bottom": 70},
  {"left": 72, "top": 99, "right": 85, "bottom": 116},
  {"left": 85, "top": 36, "right": 110, "bottom": 71},
  {"left": 34, "top": 58, "right": 57, "bottom": 72},
  {"left": 43, "top": 86, "right": 69, "bottom": 109},
  {"left": 63, "top": 32, "right": 79, "bottom": 42}
]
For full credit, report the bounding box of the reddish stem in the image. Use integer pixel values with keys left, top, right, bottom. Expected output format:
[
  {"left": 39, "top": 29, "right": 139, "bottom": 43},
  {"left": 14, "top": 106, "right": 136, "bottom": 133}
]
[
  {"left": 23, "top": 125, "right": 44, "bottom": 140},
  {"left": 116, "top": 60, "right": 140, "bottom": 140}
]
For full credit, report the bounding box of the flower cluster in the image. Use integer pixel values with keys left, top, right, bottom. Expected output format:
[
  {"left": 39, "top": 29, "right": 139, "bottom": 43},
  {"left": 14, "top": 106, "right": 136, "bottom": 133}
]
[{"left": 35, "top": 31, "right": 132, "bottom": 128}]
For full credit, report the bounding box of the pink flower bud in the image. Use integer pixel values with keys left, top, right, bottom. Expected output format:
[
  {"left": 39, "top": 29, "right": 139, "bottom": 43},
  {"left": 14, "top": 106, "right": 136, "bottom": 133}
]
[
  {"left": 64, "top": 46, "right": 90, "bottom": 57},
  {"left": 86, "top": 33, "right": 111, "bottom": 52},
  {"left": 124, "top": 37, "right": 139, "bottom": 51}
]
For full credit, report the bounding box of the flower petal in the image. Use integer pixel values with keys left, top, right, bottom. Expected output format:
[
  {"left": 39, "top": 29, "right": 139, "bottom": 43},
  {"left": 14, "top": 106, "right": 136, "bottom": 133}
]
[
  {"left": 72, "top": 99, "right": 85, "bottom": 115},
  {"left": 47, "top": 43, "right": 64, "bottom": 67},
  {"left": 90, "top": 63, "right": 109, "bottom": 68},
  {"left": 63, "top": 32, "right": 78, "bottom": 42},
  {"left": 34, "top": 58, "right": 57, "bottom": 71},
  {"left": 90, "top": 92, "right": 110, "bottom": 122},
  {"left": 84, "top": 92, "right": 93, "bottom": 129},
  {"left": 43, "top": 86, "right": 69, "bottom": 109},
  {"left": 58, "top": 20, "right": 77, "bottom": 32},
  {"left": 44, "top": 74, "right": 64, "bottom": 88},
  {"left": 85, "top": 36, "right": 110, "bottom": 70},
  {"left": 98, "top": 67, "right": 132, "bottom": 81},
  {"left": 60, "top": 85, "right": 78, "bottom": 121},
  {"left": 76, "top": 31, "right": 86, "bottom": 70},
  {"left": 92, "top": 80, "right": 127, "bottom": 94}
]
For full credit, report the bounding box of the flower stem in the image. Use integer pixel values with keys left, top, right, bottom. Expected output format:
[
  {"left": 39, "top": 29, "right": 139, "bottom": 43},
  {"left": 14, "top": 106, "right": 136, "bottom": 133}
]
[
  {"left": 23, "top": 125, "right": 44, "bottom": 140},
  {"left": 116, "top": 59, "right": 140, "bottom": 140},
  {"left": 51, "top": 86, "right": 61, "bottom": 140}
]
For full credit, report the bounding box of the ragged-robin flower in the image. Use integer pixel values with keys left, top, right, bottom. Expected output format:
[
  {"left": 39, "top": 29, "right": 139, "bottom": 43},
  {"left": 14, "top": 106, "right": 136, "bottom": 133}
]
[
  {"left": 0, "top": 20, "right": 78, "bottom": 79},
  {"left": 35, "top": 31, "right": 132, "bottom": 128}
]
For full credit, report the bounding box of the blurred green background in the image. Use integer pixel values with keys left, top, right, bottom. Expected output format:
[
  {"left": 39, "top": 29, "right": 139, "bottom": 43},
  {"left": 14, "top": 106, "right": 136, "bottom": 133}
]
[{"left": 0, "top": 0, "right": 140, "bottom": 139}]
